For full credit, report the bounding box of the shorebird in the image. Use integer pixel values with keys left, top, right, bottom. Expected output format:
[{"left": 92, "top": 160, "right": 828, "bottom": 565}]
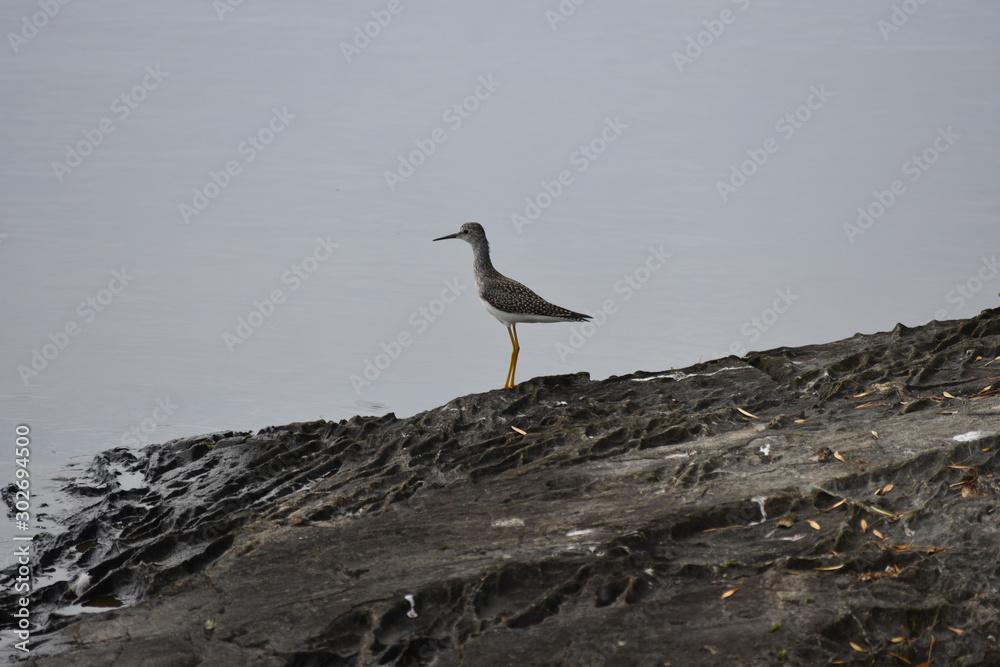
[{"left": 434, "top": 222, "right": 591, "bottom": 388}]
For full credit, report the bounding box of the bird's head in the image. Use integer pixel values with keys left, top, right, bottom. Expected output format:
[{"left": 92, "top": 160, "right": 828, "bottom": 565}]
[{"left": 433, "top": 222, "right": 487, "bottom": 245}]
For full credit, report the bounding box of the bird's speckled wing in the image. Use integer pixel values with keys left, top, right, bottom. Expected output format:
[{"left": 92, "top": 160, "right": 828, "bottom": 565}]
[{"left": 480, "top": 275, "right": 589, "bottom": 321}]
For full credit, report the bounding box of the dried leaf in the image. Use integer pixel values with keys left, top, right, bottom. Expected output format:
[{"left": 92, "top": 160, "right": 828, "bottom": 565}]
[
  {"left": 855, "top": 401, "right": 875, "bottom": 409},
  {"left": 813, "top": 446, "right": 833, "bottom": 462},
  {"left": 794, "top": 418, "right": 808, "bottom": 423},
  {"left": 925, "top": 545, "right": 956, "bottom": 554},
  {"left": 871, "top": 430, "right": 879, "bottom": 439},
  {"left": 947, "top": 626, "right": 964, "bottom": 635},
  {"left": 943, "top": 391, "right": 955, "bottom": 398},
  {"left": 814, "top": 564, "right": 844, "bottom": 571},
  {"left": 977, "top": 385, "right": 994, "bottom": 394},
  {"left": 891, "top": 636, "right": 907, "bottom": 643},
  {"left": 854, "top": 390, "right": 875, "bottom": 398},
  {"left": 807, "top": 520, "right": 821, "bottom": 530},
  {"left": 849, "top": 641, "right": 868, "bottom": 653},
  {"left": 860, "top": 519, "right": 868, "bottom": 533},
  {"left": 890, "top": 654, "right": 913, "bottom": 665},
  {"left": 866, "top": 505, "right": 898, "bottom": 519},
  {"left": 737, "top": 407, "right": 758, "bottom": 419},
  {"left": 948, "top": 465, "right": 976, "bottom": 470},
  {"left": 883, "top": 483, "right": 894, "bottom": 494},
  {"left": 720, "top": 588, "right": 738, "bottom": 599},
  {"left": 701, "top": 525, "right": 741, "bottom": 533},
  {"left": 934, "top": 411, "right": 958, "bottom": 414},
  {"left": 510, "top": 426, "right": 527, "bottom": 435},
  {"left": 873, "top": 529, "right": 885, "bottom": 540},
  {"left": 834, "top": 451, "right": 846, "bottom": 463},
  {"left": 822, "top": 498, "right": 846, "bottom": 512}
]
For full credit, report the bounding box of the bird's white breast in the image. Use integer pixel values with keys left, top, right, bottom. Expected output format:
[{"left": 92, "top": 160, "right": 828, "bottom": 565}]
[{"left": 479, "top": 297, "right": 569, "bottom": 325}]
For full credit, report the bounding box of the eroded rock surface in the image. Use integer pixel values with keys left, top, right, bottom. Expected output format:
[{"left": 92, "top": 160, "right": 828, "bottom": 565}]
[{"left": 3, "top": 309, "right": 1000, "bottom": 666}]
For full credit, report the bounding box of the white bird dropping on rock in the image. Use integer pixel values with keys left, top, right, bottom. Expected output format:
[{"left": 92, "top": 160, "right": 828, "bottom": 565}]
[
  {"left": 405, "top": 594, "right": 418, "bottom": 618},
  {"left": 70, "top": 572, "right": 91, "bottom": 598}
]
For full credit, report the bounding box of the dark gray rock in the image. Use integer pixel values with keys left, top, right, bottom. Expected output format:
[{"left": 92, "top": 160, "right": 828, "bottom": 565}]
[{"left": 4, "top": 309, "right": 1000, "bottom": 666}]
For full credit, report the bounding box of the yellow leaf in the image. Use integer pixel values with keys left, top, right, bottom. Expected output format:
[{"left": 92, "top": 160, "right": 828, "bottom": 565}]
[
  {"left": 855, "top": 401, "right": 875, "bottom": 408},
  {"left": 511, "top": 426, "right": 527, "bottom": 435},
  {"left": 871, "top": 430, "right": 879, "bottom": 439},
  {"left": 850, "top": 641, "right": 868, "bottom": 653},
  {"left": 814, "top": 564, "right": 844, "bottom": 571},
  {"left": 822, "top": 498, "right": 846, "bottom": 512},
  {"left": 943, "top": 391, "right": 955, "bottom": 398},
  {"left": 807, "top": 520, "right": 821, "bottom": 530},
  {"left": 721, "top": 588, "right": 738, "bottom": 599},
  {"left": 883, "top": 483, "right": 894, "bottom": 494},
  {"left": 860, "top": 519, "right": 868, "bottom": 533},
  {"left": 891, "top": 636, "right": 907, "bottom": 643},
  {"left": 947, "top": 626, "right": 964, "bottom": 634},
  {"left": 737, "top": 407, "right": 758, "bottom": 419},
  {"left": 794, "top": 418, "right": 808, "bottom": 423},
  {"left": 854, "top": 390, "right": 875, "bottom": 398},
  {"left": 873, "top": 529, "right": 885, "bottom": 540},
  {"left": 834, "top": 451, "right": 846, "bottom": 463}
]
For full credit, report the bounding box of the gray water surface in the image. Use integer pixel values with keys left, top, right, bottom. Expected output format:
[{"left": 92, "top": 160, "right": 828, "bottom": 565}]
[{"left": 1, "top": 2, "right": 998, "bottom": 553}]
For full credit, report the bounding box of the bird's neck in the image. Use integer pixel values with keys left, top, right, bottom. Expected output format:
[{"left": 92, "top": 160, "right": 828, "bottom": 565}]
[{"left": 470, "top": 239, "right": 495, "bottom": 277}]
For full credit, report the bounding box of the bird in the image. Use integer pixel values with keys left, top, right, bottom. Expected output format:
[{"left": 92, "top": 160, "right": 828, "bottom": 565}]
[{"left": 433, "top": 222, "right": 591, "bottom": 388}]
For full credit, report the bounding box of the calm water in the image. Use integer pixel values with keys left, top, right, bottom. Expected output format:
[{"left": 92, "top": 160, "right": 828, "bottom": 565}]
[{"left": 1, "top": 1, "right": 998, "bottom": 558}]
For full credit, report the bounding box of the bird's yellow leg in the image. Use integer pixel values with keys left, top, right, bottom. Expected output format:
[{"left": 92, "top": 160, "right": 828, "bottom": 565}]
[
  {"left": 508, "top": 324, "right": 520, "bottom": 388},
  {"left": 504, "top": 326, "right": 516, "bottom": 388}
]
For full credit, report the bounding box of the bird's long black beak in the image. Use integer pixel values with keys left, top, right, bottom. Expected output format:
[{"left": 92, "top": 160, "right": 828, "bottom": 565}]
[{"left": 433, "top": 232, "right": 459, "bottom": 241}]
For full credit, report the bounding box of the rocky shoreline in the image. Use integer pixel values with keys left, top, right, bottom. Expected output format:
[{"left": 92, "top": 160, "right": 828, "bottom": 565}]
[{"left": 3, "top": 308, "right": 1000, "bottom": 666}]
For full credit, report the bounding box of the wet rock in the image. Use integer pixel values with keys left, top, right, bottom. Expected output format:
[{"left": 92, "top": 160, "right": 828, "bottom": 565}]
[{"left": 3, "top": 309, "right": 1000, "bottom": 666}]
